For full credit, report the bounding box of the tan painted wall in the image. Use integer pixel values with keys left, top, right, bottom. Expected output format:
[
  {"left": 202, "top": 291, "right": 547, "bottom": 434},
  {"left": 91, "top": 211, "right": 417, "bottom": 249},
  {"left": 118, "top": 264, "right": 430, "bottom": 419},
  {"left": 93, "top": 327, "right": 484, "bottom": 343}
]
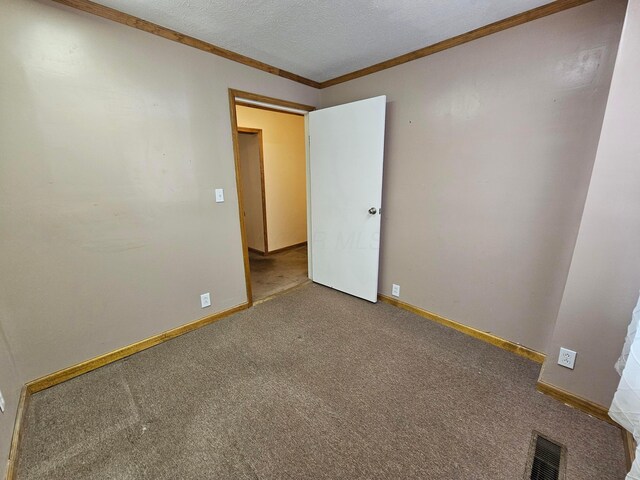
[
  {"left": 238, "top": 133, "right": 266, "bottom": 252},
  {"left": 0, "top": 310, "right": 20, "bottom": 476},
  {"left": 236, "top": 106, "right": 307, "bottom": 252},
  {"left": 0, "top": 0, "right": 632, "bottom": 467},
  {"left": 539, "top": 0, "right": 640, "bottom": 407},
  {"left": 319, "top": 0, "right": 626, "bottom": 354},
  {"left": 0, "top": 0, "right": 318, "bottom": 454}
]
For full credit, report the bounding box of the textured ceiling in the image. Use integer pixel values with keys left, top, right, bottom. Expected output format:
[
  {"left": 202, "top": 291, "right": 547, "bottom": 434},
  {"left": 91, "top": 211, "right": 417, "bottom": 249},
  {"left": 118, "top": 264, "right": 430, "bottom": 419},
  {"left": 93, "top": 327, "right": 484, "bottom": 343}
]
[{"left": 93, "top": 0, "right": 553, "bottom": 82}]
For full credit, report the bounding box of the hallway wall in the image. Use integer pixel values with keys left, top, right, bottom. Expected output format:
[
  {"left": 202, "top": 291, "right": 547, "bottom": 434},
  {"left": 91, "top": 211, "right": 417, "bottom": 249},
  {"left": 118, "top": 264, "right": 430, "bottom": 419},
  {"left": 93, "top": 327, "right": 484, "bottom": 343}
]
[
  {"left": 238, "top": 132, "right": 266, "bottom": 252},
  {"left": 236, "top": 106, "right": 307, "bottom": 252}
]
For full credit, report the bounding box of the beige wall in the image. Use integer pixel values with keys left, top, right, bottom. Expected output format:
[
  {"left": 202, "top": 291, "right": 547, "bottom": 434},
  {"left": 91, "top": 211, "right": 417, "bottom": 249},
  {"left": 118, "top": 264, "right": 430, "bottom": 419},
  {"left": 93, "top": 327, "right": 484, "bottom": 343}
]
[
  {"left": 236, "top": 106, "right": 307, "bottom": 252},
  {"left": 319, "top": 0, "right": 626, "bottom": 354},
  {"left": 539, "top": 0, "right": 640, "bottom": 407},
  {"left": 0, "top": 0, "right": 318, "bottom": 459},
  {"left": 0, "top": 309, "right": 20, "bottom": 477},
  {"left": 238, "top": 133, "right": 266, "bottom": 252},
  {"left": 0, "top": 0, "right": 634, "bottom": 468}
]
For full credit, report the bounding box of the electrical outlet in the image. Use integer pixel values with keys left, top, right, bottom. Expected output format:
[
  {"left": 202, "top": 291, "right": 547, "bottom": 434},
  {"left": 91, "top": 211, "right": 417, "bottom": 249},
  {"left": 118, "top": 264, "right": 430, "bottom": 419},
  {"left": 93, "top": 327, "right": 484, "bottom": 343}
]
[
  {"left": 0, "top": 389, "right": 5, "bottom": 413},
  {"left": 558, "top": 347, "right": 577, "bottom": 369},
  {"left": 200, "top": 292, "right": 211, "bottom": 308},
  {"left": 392, "top": 284, "right": 400, "bottom": 297}
]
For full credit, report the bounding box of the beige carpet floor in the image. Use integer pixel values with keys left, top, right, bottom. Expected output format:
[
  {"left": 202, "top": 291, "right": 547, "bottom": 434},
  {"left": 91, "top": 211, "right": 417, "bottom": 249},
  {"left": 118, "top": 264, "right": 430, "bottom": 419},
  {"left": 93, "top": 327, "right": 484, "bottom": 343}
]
[{"left": 17, "top": 283, "right": 626, "bottom": 479}]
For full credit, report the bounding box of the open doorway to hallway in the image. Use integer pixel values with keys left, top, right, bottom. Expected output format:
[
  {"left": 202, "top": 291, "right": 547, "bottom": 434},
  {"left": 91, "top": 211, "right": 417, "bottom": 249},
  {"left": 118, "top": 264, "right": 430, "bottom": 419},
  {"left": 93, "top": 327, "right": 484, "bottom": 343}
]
[
  {"left": 231, "top": 92, "right": 312, "bottom": 303},
  {"left": 248, "top": 245, "right": 308, "bottom": 300}
]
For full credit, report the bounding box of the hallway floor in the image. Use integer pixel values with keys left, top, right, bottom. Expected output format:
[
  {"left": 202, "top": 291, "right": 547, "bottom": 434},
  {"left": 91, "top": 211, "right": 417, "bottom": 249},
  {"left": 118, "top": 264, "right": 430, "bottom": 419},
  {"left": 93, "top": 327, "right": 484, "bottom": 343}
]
[{"left": 249, "top": 244, "right": 308, "bottom": 301}]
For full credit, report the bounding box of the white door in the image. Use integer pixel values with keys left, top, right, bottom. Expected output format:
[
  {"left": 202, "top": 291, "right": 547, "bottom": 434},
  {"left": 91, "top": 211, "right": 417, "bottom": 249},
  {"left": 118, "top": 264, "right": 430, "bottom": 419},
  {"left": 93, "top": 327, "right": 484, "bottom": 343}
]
[{"left": 308, "top": 96, "right": 386, "bottom": 302}]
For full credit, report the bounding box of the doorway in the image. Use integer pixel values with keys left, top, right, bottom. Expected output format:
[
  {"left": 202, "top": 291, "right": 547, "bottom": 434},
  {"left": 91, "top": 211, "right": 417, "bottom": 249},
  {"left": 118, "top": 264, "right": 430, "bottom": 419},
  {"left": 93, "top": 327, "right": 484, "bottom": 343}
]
[
  {"left": 229, "top": 90, "right": 315, "bottom": 304},
  {"left": 230, "top": 90, "right": 387, "bottom": 305}
]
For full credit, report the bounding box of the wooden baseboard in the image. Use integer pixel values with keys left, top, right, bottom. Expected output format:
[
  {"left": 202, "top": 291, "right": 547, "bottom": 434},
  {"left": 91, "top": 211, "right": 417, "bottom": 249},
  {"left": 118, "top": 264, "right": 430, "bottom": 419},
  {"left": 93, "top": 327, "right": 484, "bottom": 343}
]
[
  {"left": 3, "top": 302, "right": 249, "bottom": 479},
  {"left": 249, "top": 242, "right": 307, "bottom": 256},
  {"left": 5, "top": 387, "right": 29, "bottom": 480},
  {"left": 26, "top": 302, "right": 248, "bottom": 393},
  {"left": 535, "top": 380, "right": 617, "bottom": 426},
  {"left": 2, "top": 294, "right": 630, "bottom": 476},
  {"left": 378, "top": 294, "right": 545, "bottom": 363},
  {"left": 264, "top": 242, "right": 307, "bottom": 256}
]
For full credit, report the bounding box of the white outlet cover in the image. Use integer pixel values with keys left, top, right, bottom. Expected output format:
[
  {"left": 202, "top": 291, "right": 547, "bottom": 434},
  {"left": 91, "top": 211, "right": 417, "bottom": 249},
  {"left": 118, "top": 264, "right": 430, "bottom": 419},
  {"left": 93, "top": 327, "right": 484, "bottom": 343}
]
[
  {"left": 215, "top": 188, "right": 224, "bottom": 203},
  {"left": 200, "top": 292, "right": 211, "bottom": 308},
  {"left": 558, "top": 347, "right": 577, "bottom": 369},
  {"left": 0, "top": 389, "right": 5, "bottom": 413},
  {"left": 392, "top": 284, "right": 400, "bottom": 297}
]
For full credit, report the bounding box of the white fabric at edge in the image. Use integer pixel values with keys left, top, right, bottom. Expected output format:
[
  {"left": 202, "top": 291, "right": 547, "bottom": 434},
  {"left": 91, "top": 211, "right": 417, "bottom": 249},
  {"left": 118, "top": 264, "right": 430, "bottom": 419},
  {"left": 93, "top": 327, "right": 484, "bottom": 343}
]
[{"left": 610, "top": 293, "right": 640, "bottom": 480}]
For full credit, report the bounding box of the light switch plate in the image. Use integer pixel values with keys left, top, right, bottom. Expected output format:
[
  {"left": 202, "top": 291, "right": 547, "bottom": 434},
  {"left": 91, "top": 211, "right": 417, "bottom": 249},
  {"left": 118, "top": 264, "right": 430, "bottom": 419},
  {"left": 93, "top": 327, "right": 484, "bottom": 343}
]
[
  {"left": 200, "top": 292, "right": 211, "bottom": 308},
  {"left": 215, "top": 188, "right": 224, "bottom": 203},
  {"left": 392, "top": 284, "right": 400, "bottom": 297},
  {"left": 0, "top": 389, "right": 5, "bottom": 413}
]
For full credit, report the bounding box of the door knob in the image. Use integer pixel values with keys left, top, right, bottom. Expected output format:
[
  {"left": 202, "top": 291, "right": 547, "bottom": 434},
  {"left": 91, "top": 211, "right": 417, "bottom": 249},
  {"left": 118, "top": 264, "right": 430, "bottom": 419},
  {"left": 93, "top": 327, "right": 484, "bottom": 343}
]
[{"left": 368, "top": 207, "right": 377, "bottom": 215}]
